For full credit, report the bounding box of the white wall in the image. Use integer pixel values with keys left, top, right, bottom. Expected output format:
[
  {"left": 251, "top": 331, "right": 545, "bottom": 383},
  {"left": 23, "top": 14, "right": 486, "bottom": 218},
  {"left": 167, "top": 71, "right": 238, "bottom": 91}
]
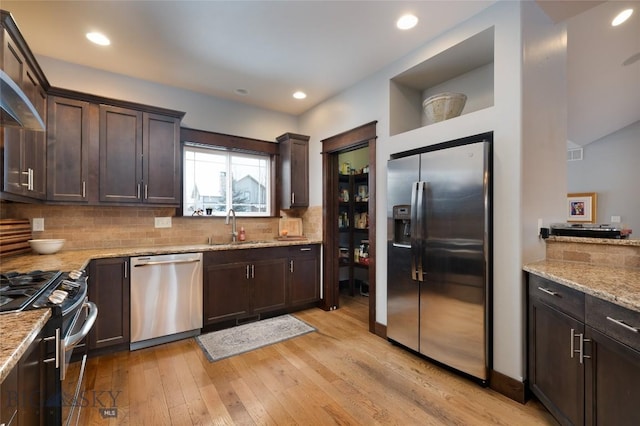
[
  {"left": 37, "top": 55, "right": 298, "bottom": 141},
  {"left": 568, "top": 120, "right": 640, "bottom": 235},
  {"left": 300, "top": 1, "right": 567, "bottom": 382}
]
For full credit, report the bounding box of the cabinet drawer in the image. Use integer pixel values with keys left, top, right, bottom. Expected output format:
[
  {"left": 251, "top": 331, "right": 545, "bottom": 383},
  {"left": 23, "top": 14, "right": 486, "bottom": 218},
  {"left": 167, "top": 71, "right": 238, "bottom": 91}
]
[
  {"left": 288, "top": 244, "right": 319, "bottom": 258},
  {"left": 528, "top": 274, "right": 585, "bottom": 322},
  {"left": 586, "top": 295, "right": 640, "bottom": 352}
]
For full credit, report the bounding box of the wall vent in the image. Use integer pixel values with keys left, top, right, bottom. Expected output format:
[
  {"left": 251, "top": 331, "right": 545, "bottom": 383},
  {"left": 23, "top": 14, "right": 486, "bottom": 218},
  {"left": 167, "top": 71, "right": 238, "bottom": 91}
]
[{"left": 567, "top": 148, "right": 583, "bottom": 161}]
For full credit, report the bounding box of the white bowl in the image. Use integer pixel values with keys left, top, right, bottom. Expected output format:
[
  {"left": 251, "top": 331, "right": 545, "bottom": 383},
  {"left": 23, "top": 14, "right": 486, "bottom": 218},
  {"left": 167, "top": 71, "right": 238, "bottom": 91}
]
[
  {"left": 28, "top": 239, "right": 65, "bottom": 255},
  {"left": 423, "top": 92, "right": 467, "bottom": 123}
]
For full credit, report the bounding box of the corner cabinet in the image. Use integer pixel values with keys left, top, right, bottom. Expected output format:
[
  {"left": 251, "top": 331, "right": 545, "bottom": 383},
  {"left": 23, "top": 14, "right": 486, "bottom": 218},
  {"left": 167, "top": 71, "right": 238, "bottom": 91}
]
[
  {"left": 99, "top": 105, "right": 181, "bottom": 205},
  {"left": 527, "top": 273, "right": 640, "bottom": 426},
  {"left": 88, "top": 257, "right": 130, "bottom": 352},
  {"left": 203, "top": 244, "right": 320, "bottom": 329},
  {"left": 278, "top": 132, "right": 310, "bottom": 209}
]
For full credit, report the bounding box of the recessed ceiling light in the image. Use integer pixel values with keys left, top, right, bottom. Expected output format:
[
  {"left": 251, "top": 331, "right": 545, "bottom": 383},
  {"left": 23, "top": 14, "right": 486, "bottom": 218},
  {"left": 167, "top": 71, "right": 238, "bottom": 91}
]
[
  {"left": 612, "top": 8, "right": 633, "bottom": 26},
  {"left": 396, "top": 14, "right": 418, "bottom": 30},
  {"left": 86, "top": 32, "right": 110, "bottom": 46},
  {"left": 235, "top": 88, "right": 249, "bottom": 96},
  {"left": 293, "top": 91, "right": 307, "bottom": 100}
]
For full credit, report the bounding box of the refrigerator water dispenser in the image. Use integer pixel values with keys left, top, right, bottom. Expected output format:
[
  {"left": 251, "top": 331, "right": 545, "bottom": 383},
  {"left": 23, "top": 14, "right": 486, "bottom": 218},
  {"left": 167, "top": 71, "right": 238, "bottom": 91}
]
[{"left": 392, "top": 205, "right": 411, "bottom": 247}]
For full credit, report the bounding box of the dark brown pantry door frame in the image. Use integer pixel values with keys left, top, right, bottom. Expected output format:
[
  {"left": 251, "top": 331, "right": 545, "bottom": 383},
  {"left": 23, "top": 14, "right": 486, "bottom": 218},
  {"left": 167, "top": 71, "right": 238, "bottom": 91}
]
[{"left": 320, "top": 121, "right": 377, "bottom": 334}]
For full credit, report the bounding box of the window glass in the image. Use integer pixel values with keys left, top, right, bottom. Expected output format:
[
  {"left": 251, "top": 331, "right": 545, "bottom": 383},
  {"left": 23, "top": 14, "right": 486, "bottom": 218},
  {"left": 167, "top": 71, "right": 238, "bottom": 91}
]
[{"left": 183, "top": 145, "right": 270, "bottom": 216}]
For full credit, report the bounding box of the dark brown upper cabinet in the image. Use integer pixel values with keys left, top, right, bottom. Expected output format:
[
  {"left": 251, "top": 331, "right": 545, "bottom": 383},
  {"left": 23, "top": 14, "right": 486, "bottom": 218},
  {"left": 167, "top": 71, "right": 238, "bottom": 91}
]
[
  {"left": 1, "top": 11, "right": 49, "bottom": 201},
  {"left": 277, "top": 132, "right": 309, "bottom": 209}
]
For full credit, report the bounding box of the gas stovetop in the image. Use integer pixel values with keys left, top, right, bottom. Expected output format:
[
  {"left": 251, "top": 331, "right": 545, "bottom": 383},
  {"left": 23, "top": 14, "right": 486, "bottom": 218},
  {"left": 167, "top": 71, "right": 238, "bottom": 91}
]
[{"left": 0, "top": 270, "right": 61, "bottom": 311}]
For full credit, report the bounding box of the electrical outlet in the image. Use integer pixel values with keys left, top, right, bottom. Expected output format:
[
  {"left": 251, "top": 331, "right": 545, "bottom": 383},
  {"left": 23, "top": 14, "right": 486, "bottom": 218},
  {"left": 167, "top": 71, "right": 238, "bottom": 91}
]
[
  {"left": 611, "top": 215, "right": 621, "bottom": 223},
  {"left": 32, "top": 218, "right": 44, "bottom": 231},
  {"left": 154, "top": 217, "right": 172, "bottom": 228}
]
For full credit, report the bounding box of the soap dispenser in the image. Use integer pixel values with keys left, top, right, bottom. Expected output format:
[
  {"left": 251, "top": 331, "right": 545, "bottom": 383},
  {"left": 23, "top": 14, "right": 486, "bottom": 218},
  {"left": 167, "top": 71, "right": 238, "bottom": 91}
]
[{"left": 239, "top": 226, "right": 246, "bottom": 241}]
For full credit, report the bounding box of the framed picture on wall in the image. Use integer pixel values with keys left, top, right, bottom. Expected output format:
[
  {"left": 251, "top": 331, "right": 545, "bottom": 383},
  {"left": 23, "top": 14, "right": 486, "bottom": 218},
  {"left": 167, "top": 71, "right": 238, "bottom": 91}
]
[{"left": 567, "top": 192, "right": 597, "bottom": 223}]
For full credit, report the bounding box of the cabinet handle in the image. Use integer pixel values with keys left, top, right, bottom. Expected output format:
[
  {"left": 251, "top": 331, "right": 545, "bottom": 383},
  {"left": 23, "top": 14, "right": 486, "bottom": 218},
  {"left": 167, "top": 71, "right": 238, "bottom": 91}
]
[
  {"left": 29, "top": 168, "right": 34, "bottom": 191},
  {"left": 137, "top": 183, "right": 141, "bottom": 199},
  {"left": 300, "top": 248, "right": 311, "bottom": 252},
  {"left": 251, "top": 264, "right": 255, "bottom": 279},
  {"left": 537, "top": 287, "right": 559, "bottom": 297},
  {"left": 291, "top": 192, "right": 295, "bottom": 204},
  {"left": 82, "top": 181, "right": 86, "bottom": 198},
  {"left": 246, "top": 264, "right": 250, "bottom": 279},
  {"left": 290, "top": 260, "right": 294, "bottom": 273},
  {"left": 43, "top": 328, "right": 60, "bottom": 368},
  {"left": 124, "top": 261, "right": 128, "bottom": 279},
  {"left": 606, "top": 316, "right": 639, "bottom": 333},
  {"left": 570, "top": 328, "right": 590, "bottom": 364},
  {"left": 145, "top": 184, "right": 148, "bottom": 199}
]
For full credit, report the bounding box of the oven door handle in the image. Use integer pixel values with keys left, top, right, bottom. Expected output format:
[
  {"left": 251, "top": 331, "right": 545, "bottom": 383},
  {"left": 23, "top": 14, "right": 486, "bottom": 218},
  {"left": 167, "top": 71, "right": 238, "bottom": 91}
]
[{"left": 64, "top": 301, "right": 98, "bottom": 350}]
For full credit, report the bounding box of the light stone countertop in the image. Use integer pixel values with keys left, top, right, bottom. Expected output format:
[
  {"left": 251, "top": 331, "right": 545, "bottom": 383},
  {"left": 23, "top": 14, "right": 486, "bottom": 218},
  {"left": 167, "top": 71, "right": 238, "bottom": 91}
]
[
  {"left": 524, "top": 259, "right": 640, "bottom": 313},
  {"left": 0, "top": 238, "right": 322, "bottom": 384},
  {"left": 0, "top": 238, "right": 323, "bottom": 274},
  {"left": 0, "top": 309, "right": 51, "bottom": 383}
]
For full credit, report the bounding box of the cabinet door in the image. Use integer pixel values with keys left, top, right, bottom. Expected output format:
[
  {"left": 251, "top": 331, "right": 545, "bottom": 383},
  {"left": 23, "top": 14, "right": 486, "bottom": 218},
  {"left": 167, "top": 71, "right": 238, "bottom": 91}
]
[
  {"left": 529, "top": 299, "right": 585, "bottom": 426},
  {"left": 18, "top": 326, "right": 43, "bottom": 424},
  {"left": 88, "top": 257, "right": 130, "bottom": 349},
  {"left": 99, "top": 105, "right": 143, "bottom": 203},
  {"left": 585, "top": 327, "right": 640, "bottom": 426},
  {"left": 142, "top": 113, "right": 180, "bottom": 205},
  {"left": 278, "top": 133, "right": 309, "bottom": 209},
  {"left": 252, "top": 258, "right": 288, "bottom": 314},
  {"left": 203, "top": 261, "right": 251, "bottom": 324},
  {"left": 289, "top": 246, "right": 320, "bottom": 307},
  {"left": 47, "top": 96, "right": 90, "bottom": 201},
  {"left": 1, "top": 364, "right": 18, "bottom": 425}
]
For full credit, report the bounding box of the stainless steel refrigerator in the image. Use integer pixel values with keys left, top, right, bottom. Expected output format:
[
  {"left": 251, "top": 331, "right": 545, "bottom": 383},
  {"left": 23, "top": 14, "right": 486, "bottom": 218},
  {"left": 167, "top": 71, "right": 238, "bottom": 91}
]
[{"left": 387, "top": 134, "right": 492, "bottom": 383}]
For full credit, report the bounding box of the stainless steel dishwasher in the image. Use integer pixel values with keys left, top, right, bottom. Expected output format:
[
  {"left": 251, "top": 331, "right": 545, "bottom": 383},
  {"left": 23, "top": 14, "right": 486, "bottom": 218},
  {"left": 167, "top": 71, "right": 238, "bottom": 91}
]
[{"left": 130, "top": 252, "right": 203, "bottom": 350}]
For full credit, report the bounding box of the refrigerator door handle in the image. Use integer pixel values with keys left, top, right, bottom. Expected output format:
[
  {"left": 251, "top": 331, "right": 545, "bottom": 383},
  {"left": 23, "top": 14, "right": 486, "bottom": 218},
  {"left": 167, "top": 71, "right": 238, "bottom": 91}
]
[
  {"left": 410, "top": 181, "right": 425, "bottom": 282},
  {"left": 416, "top": 181, "right": 426, "bottom": 282}
]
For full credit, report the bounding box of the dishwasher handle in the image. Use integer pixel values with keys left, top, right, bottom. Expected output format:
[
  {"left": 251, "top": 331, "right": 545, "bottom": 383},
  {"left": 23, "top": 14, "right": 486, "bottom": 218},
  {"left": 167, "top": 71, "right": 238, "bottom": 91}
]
[{"left": 133, "top": 258, "right": 201, "bottom": 267}]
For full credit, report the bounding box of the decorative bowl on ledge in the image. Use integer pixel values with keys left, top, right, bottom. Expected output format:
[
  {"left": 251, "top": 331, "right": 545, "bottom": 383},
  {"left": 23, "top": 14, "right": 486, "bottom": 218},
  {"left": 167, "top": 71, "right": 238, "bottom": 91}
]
[
  {"left": 28, "top": 239, "right": 65, "bottom": 254},
  {"left": 422, "top": 92, "right": 467, "bottom": 123}
]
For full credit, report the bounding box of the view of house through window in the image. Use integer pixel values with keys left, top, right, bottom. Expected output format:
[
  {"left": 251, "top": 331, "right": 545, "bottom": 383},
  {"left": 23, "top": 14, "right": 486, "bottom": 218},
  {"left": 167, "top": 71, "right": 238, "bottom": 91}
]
[{"left": 183, "top": 144, "right": 270, "bottom": 216}]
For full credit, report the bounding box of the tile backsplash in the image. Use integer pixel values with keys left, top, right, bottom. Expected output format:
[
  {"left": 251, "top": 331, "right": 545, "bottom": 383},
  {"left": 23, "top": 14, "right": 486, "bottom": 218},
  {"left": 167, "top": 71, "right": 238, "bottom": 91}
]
[{"left": 1, "top": 203, "right": 322, "bottom": 251}]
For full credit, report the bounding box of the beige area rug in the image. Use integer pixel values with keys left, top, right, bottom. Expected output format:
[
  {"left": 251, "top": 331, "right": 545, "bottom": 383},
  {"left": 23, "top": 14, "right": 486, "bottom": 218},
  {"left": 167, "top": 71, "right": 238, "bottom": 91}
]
[{"left": 196, "top": 314, "right": 316, "bottom": 362}]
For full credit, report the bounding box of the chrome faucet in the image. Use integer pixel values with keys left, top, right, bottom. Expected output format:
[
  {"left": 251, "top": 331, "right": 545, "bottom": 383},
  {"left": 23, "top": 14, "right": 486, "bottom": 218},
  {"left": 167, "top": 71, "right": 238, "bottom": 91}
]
[{"left": 225, "top": 208, "right": 237, "bottom": 242}]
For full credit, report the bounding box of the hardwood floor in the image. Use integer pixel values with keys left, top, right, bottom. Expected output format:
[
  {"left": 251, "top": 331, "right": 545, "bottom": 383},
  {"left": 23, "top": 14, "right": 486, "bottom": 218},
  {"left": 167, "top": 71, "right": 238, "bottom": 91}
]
[{"left": 73, "top": 296, "right": 557, "bottom": 425}]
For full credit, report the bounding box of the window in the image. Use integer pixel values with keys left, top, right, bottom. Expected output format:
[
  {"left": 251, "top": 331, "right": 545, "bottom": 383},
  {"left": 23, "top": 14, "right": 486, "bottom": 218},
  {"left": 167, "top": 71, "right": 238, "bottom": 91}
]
[{"left": 183, "top": 144, "right": 270, "bottom": 216}]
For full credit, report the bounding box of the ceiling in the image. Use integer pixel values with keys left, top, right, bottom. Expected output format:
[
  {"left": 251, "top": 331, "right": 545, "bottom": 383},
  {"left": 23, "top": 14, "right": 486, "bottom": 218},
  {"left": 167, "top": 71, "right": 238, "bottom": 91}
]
[{"left": 2, "top": 1, "right": 638, "bottom": 146}]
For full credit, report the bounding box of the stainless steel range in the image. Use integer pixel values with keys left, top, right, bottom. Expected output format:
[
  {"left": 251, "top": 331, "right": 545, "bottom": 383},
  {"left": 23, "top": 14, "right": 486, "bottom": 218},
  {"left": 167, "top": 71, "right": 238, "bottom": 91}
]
[{"left": 0, "top": 269, "right": 98, "bottom": 425}]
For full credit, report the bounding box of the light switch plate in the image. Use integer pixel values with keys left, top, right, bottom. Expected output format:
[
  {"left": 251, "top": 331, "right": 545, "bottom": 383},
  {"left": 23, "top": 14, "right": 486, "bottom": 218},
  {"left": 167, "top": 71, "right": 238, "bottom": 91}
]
[
  {"left": 32, "top": 218, "right": 44, "bottom": 231},
  {"left": 155, "top": 217, "right": 172, "bottom": 228}
]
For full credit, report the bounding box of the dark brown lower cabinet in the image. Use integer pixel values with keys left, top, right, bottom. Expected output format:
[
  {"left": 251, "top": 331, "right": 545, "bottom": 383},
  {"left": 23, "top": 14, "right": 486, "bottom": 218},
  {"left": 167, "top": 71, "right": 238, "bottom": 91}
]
[
  {"left": 204, "top": 244, "right": 320, "bottom": 328},
  {"left": 203, "top": 249, "right": 287, "bottom": 326},
  {"left": 528, "top": 273, "right": 640, "bottom": 426},
  {"left": 289, "top": 245, "right": 320, "bottom": 307},
  {"left": 88, "top": 257, "right": 130, "bottom": 352}
]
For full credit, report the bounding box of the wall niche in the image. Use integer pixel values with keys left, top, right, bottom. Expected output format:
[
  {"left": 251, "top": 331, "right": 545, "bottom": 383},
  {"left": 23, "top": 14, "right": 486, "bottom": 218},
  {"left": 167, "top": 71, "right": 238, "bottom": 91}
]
[{"left": 389, "top": 26, "right": 495, "bottom": 136}]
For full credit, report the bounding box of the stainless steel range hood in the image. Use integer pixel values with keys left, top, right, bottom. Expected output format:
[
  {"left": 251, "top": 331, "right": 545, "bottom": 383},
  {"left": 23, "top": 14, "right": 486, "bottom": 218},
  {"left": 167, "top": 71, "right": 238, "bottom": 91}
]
[{"left": 0, "top": 69, "right": 45, "bottom": 131}]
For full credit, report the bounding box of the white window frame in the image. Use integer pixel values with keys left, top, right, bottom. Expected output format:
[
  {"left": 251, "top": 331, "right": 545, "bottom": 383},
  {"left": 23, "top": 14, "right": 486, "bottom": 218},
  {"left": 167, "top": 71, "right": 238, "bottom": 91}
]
[{"left": 183, "top": 143, "right": 271, "bottom": 217}]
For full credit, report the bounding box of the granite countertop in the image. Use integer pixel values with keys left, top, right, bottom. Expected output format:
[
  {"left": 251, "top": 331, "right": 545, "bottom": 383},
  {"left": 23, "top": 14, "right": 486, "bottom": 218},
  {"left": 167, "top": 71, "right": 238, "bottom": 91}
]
[
  {"left": 0, "top": 238, "right": 323, "bottom": 273},
  {"left": 524, "top": 259, "right": 640, "bottom": 313},
  {"left": 0, "top": 309, "right": 51, "bottom": 383},
  {"left": 546, "top": 235, "right": 640, "bottom": 246},
  {"left": 0, "top": 238, "right": 322, "bottom": 383}
]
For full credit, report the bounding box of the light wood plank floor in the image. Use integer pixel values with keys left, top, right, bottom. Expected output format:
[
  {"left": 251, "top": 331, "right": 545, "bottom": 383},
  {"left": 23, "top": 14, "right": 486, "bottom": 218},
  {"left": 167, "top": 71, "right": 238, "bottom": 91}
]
[{"left": 74, "top": 295, "right": 557, "bottom": 425}]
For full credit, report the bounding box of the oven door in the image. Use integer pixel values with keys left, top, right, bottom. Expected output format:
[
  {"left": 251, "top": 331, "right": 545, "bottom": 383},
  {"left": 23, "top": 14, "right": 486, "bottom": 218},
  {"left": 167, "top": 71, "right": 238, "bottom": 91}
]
[{"left": 60, "top": 299, "right": 97, "bottom": 425}]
